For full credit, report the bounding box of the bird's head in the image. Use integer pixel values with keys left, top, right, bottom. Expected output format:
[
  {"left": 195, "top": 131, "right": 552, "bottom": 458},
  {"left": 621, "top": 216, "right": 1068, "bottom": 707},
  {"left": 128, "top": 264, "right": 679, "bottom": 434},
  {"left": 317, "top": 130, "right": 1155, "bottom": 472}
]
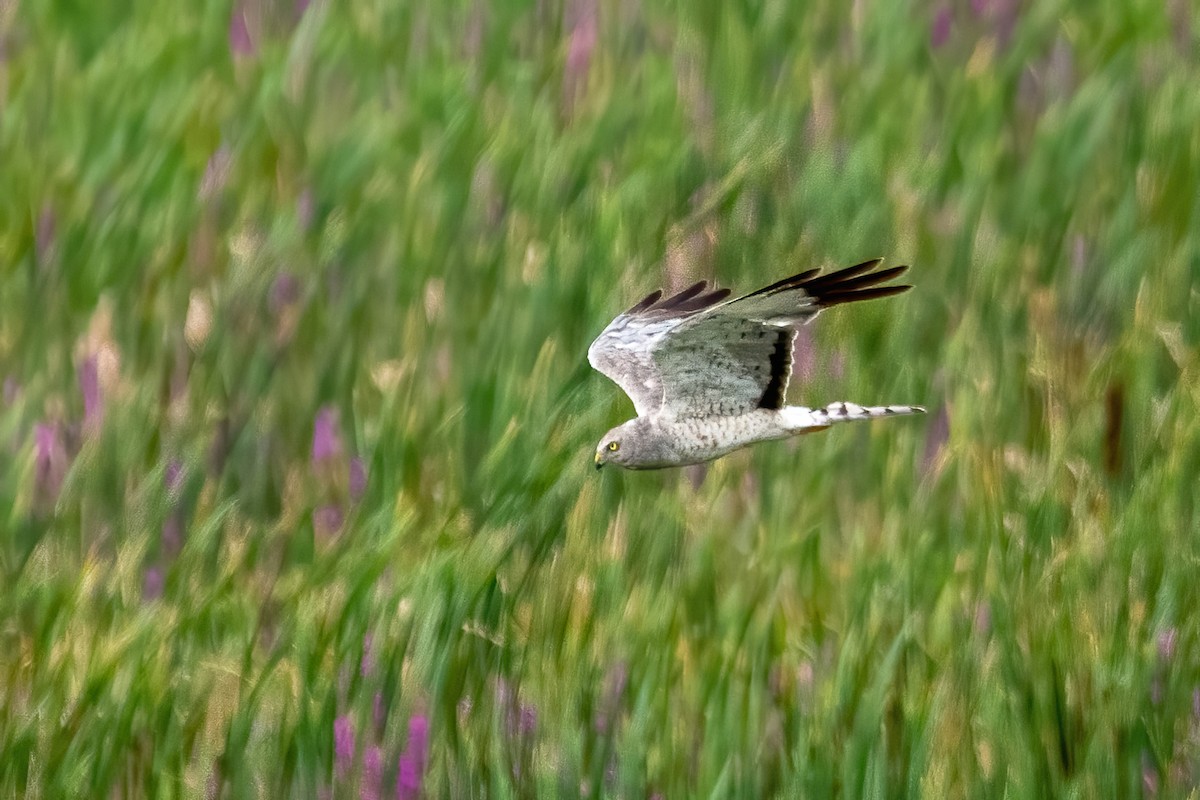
[{"left": 594, "top": 418, "right": 653, "bottom": 470}]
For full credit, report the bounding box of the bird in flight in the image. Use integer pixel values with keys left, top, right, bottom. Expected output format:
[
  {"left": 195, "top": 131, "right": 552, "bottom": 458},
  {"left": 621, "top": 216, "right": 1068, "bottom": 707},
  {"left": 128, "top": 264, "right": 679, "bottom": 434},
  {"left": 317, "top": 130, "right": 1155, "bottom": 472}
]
[{"left": 589, "top": 258, "right": 924, "bottom": 470}]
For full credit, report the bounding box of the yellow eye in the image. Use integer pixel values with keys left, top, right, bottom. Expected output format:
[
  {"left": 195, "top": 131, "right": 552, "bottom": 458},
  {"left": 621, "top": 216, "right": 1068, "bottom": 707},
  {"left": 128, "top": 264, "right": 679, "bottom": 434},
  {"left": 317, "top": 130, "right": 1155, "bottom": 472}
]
[{"left": 607, "top": 441, "right": 620, "bottom": 452}]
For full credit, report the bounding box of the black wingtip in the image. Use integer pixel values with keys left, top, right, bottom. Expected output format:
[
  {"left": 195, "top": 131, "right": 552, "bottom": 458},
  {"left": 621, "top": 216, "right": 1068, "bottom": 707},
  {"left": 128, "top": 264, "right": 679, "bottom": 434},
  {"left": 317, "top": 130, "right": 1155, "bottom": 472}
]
[
  {"left": 818, "top": 284, "right": 912, "bottom": 306},
  {"left": 800, "top": 260, "right": 912, "bottom": 307},
  {"left": 627, "top": 289, "right": 664, "bottom": 314},
  {"left": 627, "top": 280, "right": 732, "bottom": 317}
]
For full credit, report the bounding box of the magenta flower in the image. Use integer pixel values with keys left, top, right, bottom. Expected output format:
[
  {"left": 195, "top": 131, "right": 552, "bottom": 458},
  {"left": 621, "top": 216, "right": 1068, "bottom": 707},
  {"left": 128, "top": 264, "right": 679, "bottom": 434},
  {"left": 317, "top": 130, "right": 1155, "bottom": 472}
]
[
  {"left": 314, "top": 504, "right": 345, "bottom": 537},
  {"left": 269, "top": 273, "right": 300, "bottom": 316},
  {"left": 930, "top": 5, "right": 953, "bottom": 48},
  {"left": 229, "top": 3, "right": 255, "bottom": 57},
  {"left": 312, "top": 406, "right": 343, "bottom": 465},
  {"left": 562, "top": 0, "right": 597, "bottom": 112},
  {"left": 362, "top": 746, "right": 384, "bottom": 800},
  {"left": 518, "top": 704, "right": 537, "bottom": 737},
  {"left": 565, "top": 8, "right": 597, "bottom": 79},
  {"left": 396, "top": 715, "right": 429, "bottom": 800},
  {"left": 1143, "top": 752, "right": 1159, "bottom": 796},
  {"left": 34, "top": 422, "right": 69, "bottom": 503},
  {"left": 165, "top": 459, "right": 185, "bottom": 496},
  {"left": 334, "top": 715, "right": 356, "bottom": 776},
  {"left": 143, "top": 567, "right": 164, "bottom": 601}
]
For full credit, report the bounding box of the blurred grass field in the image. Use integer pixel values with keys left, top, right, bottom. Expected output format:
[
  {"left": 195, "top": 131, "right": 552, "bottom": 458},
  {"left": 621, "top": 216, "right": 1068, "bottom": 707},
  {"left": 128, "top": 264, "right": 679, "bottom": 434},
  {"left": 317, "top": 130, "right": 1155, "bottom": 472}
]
[{"left": 2, "top": 0, "right": 1200, "bottom": 796}]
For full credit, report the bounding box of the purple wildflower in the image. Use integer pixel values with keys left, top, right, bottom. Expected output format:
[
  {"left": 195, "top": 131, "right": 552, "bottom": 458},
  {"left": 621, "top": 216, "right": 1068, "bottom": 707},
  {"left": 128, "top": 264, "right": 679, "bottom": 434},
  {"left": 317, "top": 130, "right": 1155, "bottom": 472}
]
[
  {"left": 34, "top": 422, "right": 69, "bottom": 503},
  {"left": 565, "top": 6, "right": 597, "bottom": 79},
  {"left": 930, "top": 5, "right": 953, "bottom": 48},
  {"left": 409, "top": 715, "right": 429, "bottom": 761},
  {"left": 34, "top": 424, "right": 60, "bottom": 473},
  {"left": 518, "top": 704, "right": 537, "bottom": 737},
  {"left": 562, "top": 0, "right": 597, "bottom": 113},
  {"left": 270, "top": 273, "right": 301, "bottom": 315},
  {"left": 1143, "top": 752, "right": 1159, "bottom": 797},
  {"left": 334, "top": 715, "right": 356, "bottom": 776},
  {"left": 314, "top": 504, "right": 345, "bottom": 537},
  {"left": 396, "top": 715, "right": 429, "bottom": 800},
  {"left": 362, "top": 746, "right": 384, "bottom": 800},
  {"left": 350, "top": 457, "right": 368, "bottom": 501},
  {"left": 165, "top": 459, "right": 185, "bottom": 496},
  {"left": 312, "top": 406, "right": 343, "bottom": 464},
  {"left": 990, "top": 0, "right": 1021, "bottom": 48},
  {"left": 78, "top": 355, "right": 102, "bottom": 429},
  {"left": 496, "top": 679, "right": 538, "bottom": 740},
  {"left": 143, "top": 567, "right": 164, "bottom": 601},
  {"left": 229, "top": 3, "right": 255, "bottom": 57}
]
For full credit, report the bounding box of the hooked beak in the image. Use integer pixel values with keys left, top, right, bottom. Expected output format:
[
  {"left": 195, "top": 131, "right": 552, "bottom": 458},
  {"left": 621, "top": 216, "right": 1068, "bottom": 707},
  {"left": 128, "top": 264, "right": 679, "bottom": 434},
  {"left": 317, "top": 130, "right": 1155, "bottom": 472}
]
[{"left": 594, "top": 452, "right": 604, "bottom": 470}]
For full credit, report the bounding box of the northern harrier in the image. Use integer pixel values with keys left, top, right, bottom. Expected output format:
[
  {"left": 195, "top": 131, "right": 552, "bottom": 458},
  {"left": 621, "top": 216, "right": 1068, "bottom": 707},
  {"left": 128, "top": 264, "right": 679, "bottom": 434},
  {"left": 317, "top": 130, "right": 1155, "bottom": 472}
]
[{"left": 589, "top": 259, "right": 924, "bottom": 470}]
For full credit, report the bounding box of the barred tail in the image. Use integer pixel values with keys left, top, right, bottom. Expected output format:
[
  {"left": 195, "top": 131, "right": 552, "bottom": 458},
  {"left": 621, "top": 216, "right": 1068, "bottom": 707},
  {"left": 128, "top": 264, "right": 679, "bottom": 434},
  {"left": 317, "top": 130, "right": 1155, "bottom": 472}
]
[{"left": 781, "top": 401, "right": 925, "bottom": 432}]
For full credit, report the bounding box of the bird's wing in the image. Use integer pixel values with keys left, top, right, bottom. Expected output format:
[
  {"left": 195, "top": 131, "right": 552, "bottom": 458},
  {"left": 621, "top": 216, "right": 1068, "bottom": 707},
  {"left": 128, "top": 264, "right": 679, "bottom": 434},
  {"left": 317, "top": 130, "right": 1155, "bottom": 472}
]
[
  {"left": 649, "top": 259, "right": 912, "bottom": 417},
  {"left": 587, "top": 281, "right": 732, "bottom": 416}
]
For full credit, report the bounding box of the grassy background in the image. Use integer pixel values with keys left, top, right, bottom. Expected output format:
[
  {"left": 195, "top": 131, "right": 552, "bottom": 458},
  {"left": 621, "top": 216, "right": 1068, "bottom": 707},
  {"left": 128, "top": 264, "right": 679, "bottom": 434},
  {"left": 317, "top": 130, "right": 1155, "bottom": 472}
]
[{"left": 2, "top": 0, "right": 1199, "bottom": 796}]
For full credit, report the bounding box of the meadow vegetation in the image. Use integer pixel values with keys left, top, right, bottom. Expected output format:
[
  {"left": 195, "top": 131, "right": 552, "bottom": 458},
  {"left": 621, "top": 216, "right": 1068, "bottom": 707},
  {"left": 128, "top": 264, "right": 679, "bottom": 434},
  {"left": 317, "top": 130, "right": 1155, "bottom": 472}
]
[{"left": 2, "top": 0, "right": 1199, "bottom": 796}]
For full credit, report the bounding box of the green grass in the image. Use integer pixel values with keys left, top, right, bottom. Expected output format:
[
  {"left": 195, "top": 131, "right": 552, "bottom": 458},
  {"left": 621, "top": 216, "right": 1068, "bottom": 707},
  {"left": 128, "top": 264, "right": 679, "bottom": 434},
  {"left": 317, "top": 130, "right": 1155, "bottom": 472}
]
[{"left": 2, "top": 0, "right": 1199, "bottom": 796}]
